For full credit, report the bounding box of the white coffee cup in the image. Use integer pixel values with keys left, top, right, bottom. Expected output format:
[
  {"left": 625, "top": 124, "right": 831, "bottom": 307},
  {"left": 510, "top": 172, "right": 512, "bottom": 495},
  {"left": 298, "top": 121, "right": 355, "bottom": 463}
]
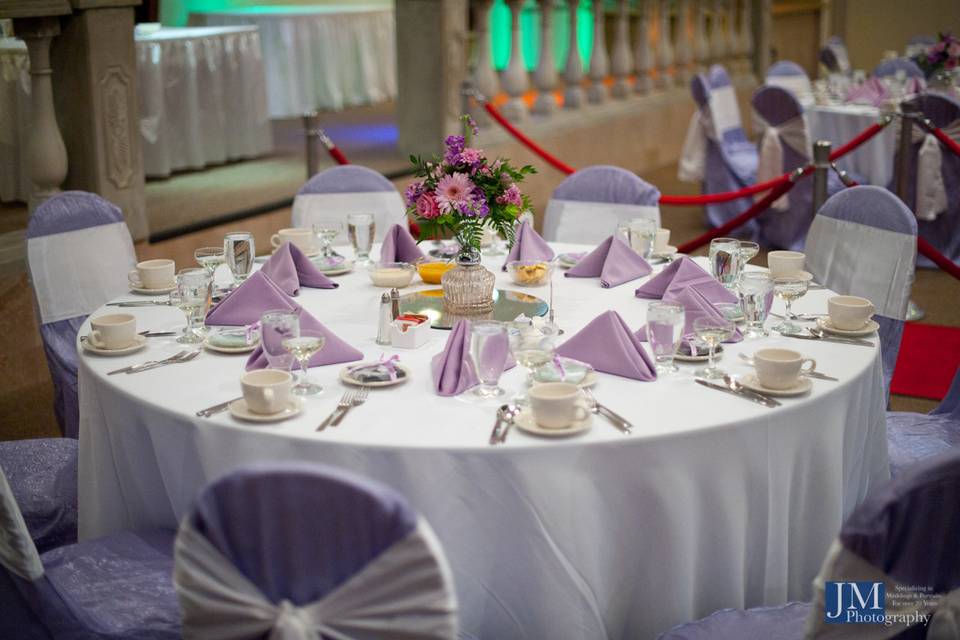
[
  {"left": 128, "top": 259, "right": 175, "bottom": 290},
  {"left": 271, "top": 228, "right": 315, "bottom": 253},
  {"left": 828, "top": 295, "right": 875, "bottom": 330},
  {"left": 88, "top": 313, "right": 137, "bottom": 350},
  {"left": 655, "top": 228, "right": 671, "bottom": 253},
  {"left": 240, "top": 369, "right": 293, "bottom": 415},
  {"left": 754, "top": 348, "right": 816, "bottom": 390},
  {"left": 767, "top": 251, "right": 805, "bottom": 277},
  {"left": 528, "top": 382, "right": 589, "bottom": 429}
]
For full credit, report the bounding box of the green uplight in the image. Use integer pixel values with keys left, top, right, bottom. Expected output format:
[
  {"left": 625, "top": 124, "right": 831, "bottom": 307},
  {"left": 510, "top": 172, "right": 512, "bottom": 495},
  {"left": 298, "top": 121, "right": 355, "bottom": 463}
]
[{"left": 490, "top": 0, "right": 594, "bottom": 72}]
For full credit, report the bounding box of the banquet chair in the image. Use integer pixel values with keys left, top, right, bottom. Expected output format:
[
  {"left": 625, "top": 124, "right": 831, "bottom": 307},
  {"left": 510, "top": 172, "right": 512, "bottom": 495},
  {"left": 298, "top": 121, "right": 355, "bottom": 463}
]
[
  {"left": 26, "top": 191, "right": 137, "bottom": 439},
  {"left": 887, "top": 364, "right": 960, "bottom": 477},
  {"left": 0, "top": 462, "right": 180, "bottom": 639},
  {"left": 873, "top": 57, "right": 925, "bottom": 79},
  {"left": 657, "top": 447, "right": 960, "bottom": 639},
  {"left": 542, "top": 165, "right": 661, "bottom": 243},
  {"left": 0, "top": 439, "right": 77, "bottom": 553},
  {"left": 819, "top": 36, "right": 851, "bottom": 76},
  {"left": 681, "top": 64, "right": 759, "bottom": 235},
  {"left": 764, "top": 61, "right": 813, "bottom": 104},
  {"left": 291, "top": 164, "right": 407, "bottom": 244},
  {"left": 173, "top": 462, "right": 459, "bottom": 639},
  {"left": 804, "top": 186, "right": 917, "bottom": 398}
]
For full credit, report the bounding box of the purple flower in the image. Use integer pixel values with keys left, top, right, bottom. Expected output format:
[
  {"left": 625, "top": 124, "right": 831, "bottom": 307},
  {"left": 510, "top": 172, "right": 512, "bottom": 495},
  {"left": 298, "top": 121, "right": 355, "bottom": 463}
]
[
  {"left": 496, "top": 183, "right": 523, "bottom": 207},
  {"left": 443, "top": 135, "right": 465, "bottom": 165},
  {"left": 436, "top": 172, "right": 475, "bottom": 214},
  {"left": 404, "top": 181, "right": 425, "bottom": 207},
  {"left": 463, "top": 114, "right": 480, "bottom": 138},
  {"left": 416, "top": 192, "right": 441, "bottom": 219},
  {"left": 460, "top": 147, "right": 484, "bottom": 168}
]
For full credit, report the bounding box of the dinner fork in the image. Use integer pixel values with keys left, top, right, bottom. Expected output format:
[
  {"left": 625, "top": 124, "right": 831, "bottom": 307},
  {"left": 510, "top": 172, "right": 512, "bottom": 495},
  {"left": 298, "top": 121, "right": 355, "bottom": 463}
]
[
  {"left": 331, "top": 387, "right": 369, "bottom": 427},
  {"left": 317, "top": 391, "right": 355, "bottom": 431},
  {"left": 126, "top": 349, "right": 200, "bottom": 374}
]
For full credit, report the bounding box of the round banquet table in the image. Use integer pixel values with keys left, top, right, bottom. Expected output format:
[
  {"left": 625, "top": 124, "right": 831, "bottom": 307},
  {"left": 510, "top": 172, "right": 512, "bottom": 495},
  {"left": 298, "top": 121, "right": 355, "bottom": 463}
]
[
  {"left": 190, "top": 5, "right": 397, "bottom": 119},
  {"left": 77, "top": 245, "right": 890, "bottom": 639},
  {"left": 806, "top": 103, "right": 897, "bottom": 187}
]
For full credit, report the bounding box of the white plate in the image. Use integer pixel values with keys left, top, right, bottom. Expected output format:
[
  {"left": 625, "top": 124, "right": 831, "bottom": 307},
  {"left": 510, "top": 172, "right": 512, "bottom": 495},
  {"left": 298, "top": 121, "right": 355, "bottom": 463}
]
[
  {"left": 740, "top": 373, "right": 812, "bottom": 397},
  {"left": 81, "top": 334, "right": 147, "bottom": 356},
  {"left": 815, "top": 317, "right": 880, "bottom": 337},
  {"left": 339, "top": 363, "right": 411, "bottom": 387},
  {"left": 312, "top": 257, "right": 355, "bottom": 276},
  {"left": 130, "top": 284, "right": 175, "bottom": 295},
  {"left": 674, "top": 344, "right": 724, "bottom": 363},
  {"left": 203, "top": 338, "right": 259, "bottom": 354},
  {"left": 228, "top": 398, "right": 302, "bottom": 422},
  {"left": 513, "top": 406, "right": 592, "bottom": 437}
]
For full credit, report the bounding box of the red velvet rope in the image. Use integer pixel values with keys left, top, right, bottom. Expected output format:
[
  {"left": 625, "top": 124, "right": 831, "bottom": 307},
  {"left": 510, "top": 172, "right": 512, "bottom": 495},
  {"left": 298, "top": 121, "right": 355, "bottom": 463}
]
[
  {"left": 918, "top": 238, "right": 960, "bottom": 282},
  {"left": 326, "top": 145, "right": 350, "bottom": 165},
  {"left": 917, "top": 120, "right": 960, "bottom": 159},
  {"left": 482, "top": 102, "right": 578, "bottom": 175},
  {"left": 658, "top": 175, "right": 790, "bottom": 205}
]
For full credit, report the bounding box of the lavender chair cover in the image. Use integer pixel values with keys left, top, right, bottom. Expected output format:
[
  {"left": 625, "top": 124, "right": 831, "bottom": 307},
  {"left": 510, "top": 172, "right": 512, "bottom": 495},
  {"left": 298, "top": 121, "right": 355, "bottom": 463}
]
[
  {"left": 682, "top": 65, "right": 759, "bottom": 234},
  {"left": 819, "top": 36, "right": 851, "bottom": 76},
  {"left": 656, "top": 602, "right": 812, "bottom": 639},
  {"left": 542, "top": 165, "right": 662, "bottom": 243},
  {"left": 887, "top": 364, "right": 960, "bottom": 477},
  {"left": 174, "top": 463, "right": 459, "bottom": 639},
  {"left": 805, "top": 186, "right": 916, "bottom": 396},
  {"left": 0, "top": 439, "right": 77, "bottom": 554},
  {"left": 26, "top": 191, "right": 137, "bottom": 439},
  {"left": 765, "top": 61, "right": 813, "bottom": 103},
  {"left": 292, "top": 165, "right": 407, "bottom": 244},
  {"left": 873, "top": 57, "right": 925, "bottom": 79}
]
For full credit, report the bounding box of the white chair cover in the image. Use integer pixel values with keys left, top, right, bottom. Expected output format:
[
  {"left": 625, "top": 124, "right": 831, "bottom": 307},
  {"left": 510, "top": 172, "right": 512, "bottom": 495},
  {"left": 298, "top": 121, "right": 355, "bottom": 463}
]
[
  {"left": 291, "top": 192, "right": 406, "bottom": 244},
  {"left": 752, "top": 110, "right": 811, "bottom": 210},
  {"left": 909, "top": 118, "right": 960, "bottom": 221},
  {"left": 0, "top": 465, "right": 43, "bottom": 582},
  {"left": 678, "top": 84, "right": 743, "bottom": 182},
  {"left": 543, "top": 201, "right": 661, "bottom": 244}
]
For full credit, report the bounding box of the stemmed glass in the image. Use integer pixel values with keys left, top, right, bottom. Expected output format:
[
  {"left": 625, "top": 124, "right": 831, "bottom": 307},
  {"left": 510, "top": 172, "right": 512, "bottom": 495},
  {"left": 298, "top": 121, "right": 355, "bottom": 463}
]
[
  {"left": 224, "top": 232, "right": 255, "bottom": 286},
  {"left": 647, "top": 302, "right": 685, "bottom": 374},
  {"left": 772, "top": 275, "right": 809, "bottom": 334},
  {"left": 312, "top": 221, "right": 343, "bottom": 259},
  {"left": 347, "top": 213, "right": 376, "bottom": 267},
  {"left": 470, "top": 321, "right": 508, "bottom": 398},
  {"left": 260, "top": 310, "right": 299, "bottom": 371},
  {"left": 283, "top": 333, "right": 326, "bottom": 396},
  {"left": 739, "top": 272, "right": 774, "bottom": 339},
  {"left": 709, "top": 237, "right": 742, "bottom": 289},
  {"left": 738, "top": 241, "right": 760, "bottom": 266},
  {"left": 172, "top": 268, "right": 211, "bottom": 344},
  {"left": 693, "top": 316, "right": 735, "bottom": 379},
  {"left": 507, "top": 321, "right": 558, "bottom": 405}
]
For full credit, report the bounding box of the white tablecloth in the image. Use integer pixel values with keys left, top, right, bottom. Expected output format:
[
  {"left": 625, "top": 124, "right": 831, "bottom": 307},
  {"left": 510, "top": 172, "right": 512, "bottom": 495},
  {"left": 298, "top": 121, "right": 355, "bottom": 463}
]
[
  {"left": 806, "top": 103, "right": 897, "bottom": 186},
  {"left": 191, "top": 5, "right": 397, "bottom": 118},
  {"left": 77, "top": 247, "right": 889, "bottom": 639}
]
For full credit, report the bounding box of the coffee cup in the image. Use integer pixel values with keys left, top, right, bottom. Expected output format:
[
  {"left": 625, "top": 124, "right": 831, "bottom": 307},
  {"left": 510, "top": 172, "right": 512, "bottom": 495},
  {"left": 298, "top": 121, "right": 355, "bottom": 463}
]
[
  {"left": 754, "top": 348, "right": 816, "bottom": 390},
  {"left": 128, "top": 259, "right": 175, "bottom": 290},
  {"left": 655, "top": 228, "right": 671, "bottom": 253},
  {"left": 240, "top": 369, "right": 294, "bottom": 415},
  {"left": 767, "top": 251, "right": 805, "bottom": 277},
  {"left": 828, "top": 295, "right": 875, "bottom": 330},
  {"left": 528, "top": 382, "right": 589, "bottom": 429},
  {"left": 271, "top": 228, "right": 315, "bottom": 253},
  {"left": 88, "top": 313, "right": 137, "bottom": 350}
]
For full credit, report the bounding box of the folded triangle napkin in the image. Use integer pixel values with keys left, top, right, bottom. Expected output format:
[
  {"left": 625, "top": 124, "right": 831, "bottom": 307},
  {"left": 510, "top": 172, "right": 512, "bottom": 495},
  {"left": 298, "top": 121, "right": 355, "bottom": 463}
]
[
  {"left": 261, "top": 242, "right": 338, "bottom": 296},
  {"left": 503, "top": 221, "right": 555, "bottom": 270},
  {"left": 563, "top": 235, "right": 652, "bottom": 288},
  {"left": 379, "top": 224, "right": 425, "bottom": 264},
  {"left": 634, "top": 256, "right": 738, "bottom": 304},
  {"left": 556, "top": 310, "right": 657, "bottom": 381},
  {"left": 246, "top": 307, "right": 363, "bottom": 371},
  {"left": 636, "top": 286, "right": 743, "bottom": 343},
  {"left": 205, "top": 271, "right": 297, "bottom": 327},
  {"left": 431, "top": 319, "right": 514, "bottom": 396}
]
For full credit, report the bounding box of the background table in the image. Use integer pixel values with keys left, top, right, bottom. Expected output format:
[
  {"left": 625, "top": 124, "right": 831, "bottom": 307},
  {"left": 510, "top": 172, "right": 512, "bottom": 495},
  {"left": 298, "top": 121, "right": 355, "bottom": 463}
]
[
  {"left": 77, "top": 248, "right": 889, "bottom": 639},
  {"left": 190, "top": 5, "right": 397, "bottom": 119},
  {"left": 806, "top": 103, "right": 897, "bottom": 187}
]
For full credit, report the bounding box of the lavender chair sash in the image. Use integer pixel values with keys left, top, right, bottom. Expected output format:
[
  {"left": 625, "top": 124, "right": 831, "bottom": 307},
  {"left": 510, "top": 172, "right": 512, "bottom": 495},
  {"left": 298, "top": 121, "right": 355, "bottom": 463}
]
[
  {"left": 905, "top": 118, "right": 960, "bottom": 221},
  {"left": 291, "top": 192, "right": 406, "bottom": 244},
  {"left": 543, "top": 200, "right": 661, "bottom": 243},
  {"left": 175, "top": 515, "right": 458, "bottom": 639},
  {"left": 751, "top": 110, "right": 811, "bottom": 210},
  {"left": 0, "top": 466, "right": 43, "bottom": 581}
]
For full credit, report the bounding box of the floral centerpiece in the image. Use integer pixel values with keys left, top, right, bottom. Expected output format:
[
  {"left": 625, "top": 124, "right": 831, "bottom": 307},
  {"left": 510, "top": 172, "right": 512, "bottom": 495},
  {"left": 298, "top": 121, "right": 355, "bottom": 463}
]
[{"left": 912, "top": 32, "right": 960, "bottom": 83}]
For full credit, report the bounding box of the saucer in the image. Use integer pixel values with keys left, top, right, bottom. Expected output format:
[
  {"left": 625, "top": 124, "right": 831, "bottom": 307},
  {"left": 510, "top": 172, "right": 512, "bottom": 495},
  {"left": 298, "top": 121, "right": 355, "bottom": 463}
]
[
  {"left": 650, "top": 246, "right": 678, "bottom": 259},
  {"left": 557, "top": 252, "right": 586, "bottom": 269},
  {"left": 81, "top": 334, "right": 147, "bottom": 356},
  {"left": 513, "top": 406, "right": 592, "bottom": 437},
  {"left": 228, "top": 398, "right": 302, "bottom": 422},
  {"left": 203, "top": 338, "right": 258, "bottom": 354},
  {"left": 816, "top": 317, "right": 879, "bottom": 337},
  {"left": 740, "top": 373, "right": 812, "bottom": 397},
  {"left": 675, "top": 343, "right": 724, "bottom": 363},
  {"left": 130, "top": 284, "right": 175, "bottom": 295},
  {"left": 340, "top": 363, "right": 410, "bottom": 387},
  {"left": 311, "top": 257, "right": 354, "bottom": 276}
]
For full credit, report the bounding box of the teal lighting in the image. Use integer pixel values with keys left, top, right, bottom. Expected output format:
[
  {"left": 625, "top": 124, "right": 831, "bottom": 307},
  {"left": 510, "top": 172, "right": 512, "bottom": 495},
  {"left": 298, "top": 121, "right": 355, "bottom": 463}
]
[{"left": 490, "top": 0, "right": 594, "bottom": 73}]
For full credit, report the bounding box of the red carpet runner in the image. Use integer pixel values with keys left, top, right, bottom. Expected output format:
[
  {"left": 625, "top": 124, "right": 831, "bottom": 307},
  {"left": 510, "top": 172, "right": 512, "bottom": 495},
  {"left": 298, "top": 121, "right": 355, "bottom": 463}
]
[{"left": 891, "top": 323, "right": 960, "bottom": 401}]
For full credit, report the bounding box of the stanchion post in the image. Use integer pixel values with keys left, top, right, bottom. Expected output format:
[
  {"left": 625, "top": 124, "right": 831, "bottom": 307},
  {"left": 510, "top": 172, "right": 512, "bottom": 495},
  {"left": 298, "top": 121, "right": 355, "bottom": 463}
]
[
  {"left": 895, "top": 101, "right": 920, "bottom": 203},
  {"left": 812, "top": 140, "right": 831, "bottom": 215},
  {"left": 303, "top": 111, "right": 321, "bottom": 180}
]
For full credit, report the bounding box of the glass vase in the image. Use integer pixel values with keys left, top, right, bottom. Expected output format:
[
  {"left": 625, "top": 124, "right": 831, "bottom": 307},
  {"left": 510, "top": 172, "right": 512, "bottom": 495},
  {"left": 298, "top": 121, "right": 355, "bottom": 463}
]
[{"left": 441, "top": 232, "right": 495, "bottom": 314}]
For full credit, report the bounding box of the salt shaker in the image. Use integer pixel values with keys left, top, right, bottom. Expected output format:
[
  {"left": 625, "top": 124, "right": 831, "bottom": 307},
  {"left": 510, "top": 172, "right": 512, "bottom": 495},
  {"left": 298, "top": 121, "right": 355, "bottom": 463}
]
[
  {"left": 376, "top": 292, "right": 392, "bottom": 345},
  {"left": 390, "top": 288, "right": 400, "bottom": 320}
]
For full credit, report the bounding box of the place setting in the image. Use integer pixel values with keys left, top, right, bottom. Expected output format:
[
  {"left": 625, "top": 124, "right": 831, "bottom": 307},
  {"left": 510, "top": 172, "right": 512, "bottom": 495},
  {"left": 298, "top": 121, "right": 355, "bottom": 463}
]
[{"left": 127, "top": 258, "right": 176, "bottom": 295}]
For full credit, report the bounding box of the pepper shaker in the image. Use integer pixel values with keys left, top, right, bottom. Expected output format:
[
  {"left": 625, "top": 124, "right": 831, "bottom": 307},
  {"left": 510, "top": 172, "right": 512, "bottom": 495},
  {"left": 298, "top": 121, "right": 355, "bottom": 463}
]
[
  {"left": 376, "top": 292, "right": 392, "bottom": 346},
  {"left": 390, "top": 287, "right": 400, "bottom": 320}
]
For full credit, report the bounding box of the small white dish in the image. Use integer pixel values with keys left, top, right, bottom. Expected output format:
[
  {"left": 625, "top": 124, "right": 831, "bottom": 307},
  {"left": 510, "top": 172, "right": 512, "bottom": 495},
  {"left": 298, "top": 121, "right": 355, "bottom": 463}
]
[
  {"left": 130, "top": 284, "right": 175, "bottom": 295},
  {"left": 81, "top": 334, "right": 147, "bottom": 356},
  {"left": 339, "top": 363, "right": 411, "bottom": 387},
  {"left": 740, "top": 373, "right": 812, "bottom": 397},
  {"left": 513, "top": 406, "right": 592, "bottom": 437},
  {"left": 312, "top": 257, "right": 355, "bottom": 276},
  {"left": 533, "top": 358, "right": 598, "bottom": 388},
  {"left": 203, "top": 338, "right": 258, "bottom": 354},
  {"left": 228, "top": 398, "right": 302, "bottom": 422},
  {"left": 816, "top": 317, "right": 879, "bottom": 337},
  {"left": 651, "top": 246, "right": 678, "bottom": 259},
  {"left": 557, "top": 252, "right": 585, "bottom": 269},
  {"left": 674, "top": 343, "right": 723, "bottom": 363}
]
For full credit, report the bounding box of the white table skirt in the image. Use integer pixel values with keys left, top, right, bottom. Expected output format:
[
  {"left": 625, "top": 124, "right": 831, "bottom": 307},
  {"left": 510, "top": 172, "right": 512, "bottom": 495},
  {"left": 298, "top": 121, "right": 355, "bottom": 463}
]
[
  {"left": 806, "top": 103, "right": 897, "bottom": 186},
  {"left": 77, "top": 247, "right": 889, "bottom": 639},
  {"left": 191, "top": 6, "right": 397, "bottom": 118}
]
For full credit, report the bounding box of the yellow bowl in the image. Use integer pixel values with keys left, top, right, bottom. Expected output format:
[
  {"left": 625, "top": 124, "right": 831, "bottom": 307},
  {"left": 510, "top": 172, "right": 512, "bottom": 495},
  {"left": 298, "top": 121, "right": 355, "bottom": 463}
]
[{"left": 417, "top": 261, "right": 456, "bottom": 284}]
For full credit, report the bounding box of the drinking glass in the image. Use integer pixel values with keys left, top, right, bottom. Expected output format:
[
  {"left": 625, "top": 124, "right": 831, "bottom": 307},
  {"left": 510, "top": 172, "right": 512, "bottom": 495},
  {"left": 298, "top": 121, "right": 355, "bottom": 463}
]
[
  {"left": 283, "top": 333, "right": 326, "bottom": 396},
  {"left": 739, "top": 272, "right": 774, "bottom": 338},
  {"left": 772, "top": 275, "right": 809, "bottom": 334},
  {"left": 194, "top": 247, "right": 225, "bottom": 277},
  {"left": 647, "top": 302, "right": 685, "bottom": 374},
  {"left": 470, "top": 321, "right": 508, "bottom": 398},
  {"left": 617, "top": 217, "right": 657, "bottom": 259},
  {"left": 693, "top": 316, "right": 735, "bottom": 379},
  {"left": 709, "top": 237, "right": 742, "bottom": 289},
  {"left": 224, "top": 232, "right": 255, "bottom": 285},
  {"left": 173, "top": 268, "right": 211, "bottom": 344},
  {"left": 260, "top": 310, "right": 299, "bottom": 371},
  {"left": 312, "top": 221, "right": 343, "bottom": 258},
  {"left": 347, "top": 213, "right": 375, "bottom": 267},
  {"left": 738, "top": 241, "right": 759, "bottom": 266},
  {"left": 507, "top": 321, "right": 558, "bottom": 405}
]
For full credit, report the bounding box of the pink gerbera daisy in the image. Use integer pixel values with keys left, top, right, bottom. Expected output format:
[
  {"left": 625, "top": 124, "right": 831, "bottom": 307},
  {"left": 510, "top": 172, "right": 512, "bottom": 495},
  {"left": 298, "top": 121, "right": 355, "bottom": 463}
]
[{"left": 435, "top": 172, "right": 475, "bottom": 213}]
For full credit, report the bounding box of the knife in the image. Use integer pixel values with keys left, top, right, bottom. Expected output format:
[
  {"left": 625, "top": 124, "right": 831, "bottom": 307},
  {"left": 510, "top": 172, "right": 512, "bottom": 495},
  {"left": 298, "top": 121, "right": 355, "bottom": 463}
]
[
  {"left": 196, "top": 397, "right": 243, "bottom": 418},
  {"left": 780, "top": 332, "right": 874, "bottom": 347},
  {"left": 805, "top": 371, "right": 839, "bottom": 381},
  {"left": 695, "top": 379, "right": 780, "bottom": 407}
]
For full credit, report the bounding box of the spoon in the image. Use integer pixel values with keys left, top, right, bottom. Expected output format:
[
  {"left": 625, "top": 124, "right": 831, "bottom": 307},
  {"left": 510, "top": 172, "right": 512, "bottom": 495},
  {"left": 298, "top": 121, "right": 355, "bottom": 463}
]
[{"left": 496, "top": 404, "right": 522, "bottom": 444}]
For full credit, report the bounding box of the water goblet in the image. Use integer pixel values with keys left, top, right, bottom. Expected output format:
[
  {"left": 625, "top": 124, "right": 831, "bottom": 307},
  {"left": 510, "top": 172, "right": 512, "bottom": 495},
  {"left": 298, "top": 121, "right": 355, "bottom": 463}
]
[
  {"left": 772, "top": 275, "right": 810, "bottom": 334},
  {"left": 312, "top": 221, "right": 343, "bottom": 258},
  {"left": 739, "top": 272, "right": 774, "bottom": 339},
  {"left": 260, "top": 310, "right": 300, "bottom": 371},
  {"left": 470, "top": 321, "right": 508, "bottom": 398},
  {"left": 282, "top": 333, "right": 326, "bottom": 396},
  {"left": 709, "top": 237, "right": 742, "bottom": 289},
  {"left": 173, "top": 268, "right": 212, "bottom": 344},
  {"left": 194, "top": 247, "right": 225, "bottom": 277},
  {"left": 224, "top": 232, "right": 255, "bottom": 286},
  {"left": 693, "top": 316, "right": 735, "bottom": 379},
  {"left": 347, "top": 213, "right": 376, "bottom": 267},
  {"left": 507, "top": 321, "right": 558, "bottom": 405},
  {"left": 617, "top": 217, "right": 657, "bottom": 259},
  {"left": 647, "top": 302, "right": 685, "bottom": 374}
]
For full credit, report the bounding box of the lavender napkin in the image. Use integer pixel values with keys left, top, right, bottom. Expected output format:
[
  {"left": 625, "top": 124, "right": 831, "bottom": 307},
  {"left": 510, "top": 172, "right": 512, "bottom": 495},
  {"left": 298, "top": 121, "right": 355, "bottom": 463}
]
[
  {"left": 556, "top": 310, "right": 657, "bottom": 381},
  {"left": 503, "top": 221, "right": 555, "bottom": 270},
  {"left": 246, "top": 307, "right": 363, "bottom": 370},
  {"left": 431, "top": 319, "right": 514, "bottom": 396},
  {"left": 634, "top": 256, "right": 738, "bottom": 304},
  {"left": 636, "top": 286, "right": 743, "bottom": 343},
  {"left": 380, "top": 224, "right": 425, "bottom": 263},
  {"left": 846, "top": 77, "right": 889, "bottom": 107},
  {"left": 205, "top": 271, "right": 297, "bottom": 326},
  {"left": 261, "top": 242, "right": 338, "bottom": 296},
  {"left": 564, "top": 235, "right": 652, "bottom": 288}
]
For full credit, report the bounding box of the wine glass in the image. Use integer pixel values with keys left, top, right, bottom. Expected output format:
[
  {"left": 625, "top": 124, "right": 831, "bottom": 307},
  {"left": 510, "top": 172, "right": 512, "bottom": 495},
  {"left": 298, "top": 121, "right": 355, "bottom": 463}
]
[
  {"left": 347, "top": 213, "right": 375, "bottom": 267},
  {"left": 772, "top": 275, "right": 810, "bottom": 334},
  {"left": 224, "top": 232, "right": 255, "bottom": 286},
  {"left": 470, "top": 321, "right": 508, "bottom": 398},
  {"left": 194, "top": 247, "right": 225, "bottom": 277},
  {"left": 260, "top": 310, "right": 299, "bottom": 371},
  {"left": 173, "top": 268, "right": 211, "bottom": 344},
  {"left": 646, "top": 302, "right": 685, "bottom": 374},
  {"left": 693, "top": 316, "right": 735, "bottom": 379},
  {"left": 739, "top": 272, "right": 774, "bottom": 339},
  {"left": 283, "top": 333, "right": 326, "bottom": 396},
  {"left": 709, "top": 237, "right": 742, "bottom": 289},
  {"left": 507, "top": 321, "right": 558, "bottom": 405},
  {"left": 312, "top": 221, "right": 343, "bottom": 258},
  {"left": 738, "top": 241, "right": 760, "bottom": 266}
]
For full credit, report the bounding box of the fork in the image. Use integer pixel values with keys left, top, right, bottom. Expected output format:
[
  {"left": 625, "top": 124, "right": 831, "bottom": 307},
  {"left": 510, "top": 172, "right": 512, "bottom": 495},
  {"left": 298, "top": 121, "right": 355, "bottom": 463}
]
[
  {"left": 317, "top": 391, "right": 355, "bottom": 431},
  {"left": 331, "top": 387, "right": 369, "bottom": 427},
  {"left": 108, "top": 350, "right": 187, "bottom": 375},
  {"left": 126, "top": 349, "right": 200, "bottom": 374}
]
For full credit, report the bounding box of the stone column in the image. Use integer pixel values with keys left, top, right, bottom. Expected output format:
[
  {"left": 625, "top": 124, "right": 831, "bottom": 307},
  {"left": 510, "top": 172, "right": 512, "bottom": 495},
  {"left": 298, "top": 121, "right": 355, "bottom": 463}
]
[
  {"left": 723, "top": 0, "right": 738, "bottom": 69},
  {"left": 655, "top": 0, "right": 674, "bottom": 88},
  {"left": 752, "top": 0, "right": 770, "bottom": 78},
  {"left": 587, "top": 0, "right": 608, "bottom": 103},
  {"left": 709, "top": 0, "right": 725, "bottom": 66},
  {"left": 674, "top": 0, "right": 693, "bottom": 85},
  {"left": 634, "top": 0, "right": 654, "bottom": 94},
  {"left": 738, "top": 0, "right": 754, "bottom": 78},
  {"left": 470, "top": 0, "right": 498, "bottom": 124},
  {"left": 532, "top": 0, "right": 558, "bottom": 115},
  {"left": 501, "top": 0, "right": 529, "bottom": 120},
  {"left": 562, "top": 0, "right": 584, "bottom": 109},
  {"left": 692, "top": 0, "right": 709, "bottom": 72},
  {"left": 397, "top": 0, "right": 469, "bottom": 156},
  {"left": 610, "top": 0, "right": 632, "bottom": 98}
]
